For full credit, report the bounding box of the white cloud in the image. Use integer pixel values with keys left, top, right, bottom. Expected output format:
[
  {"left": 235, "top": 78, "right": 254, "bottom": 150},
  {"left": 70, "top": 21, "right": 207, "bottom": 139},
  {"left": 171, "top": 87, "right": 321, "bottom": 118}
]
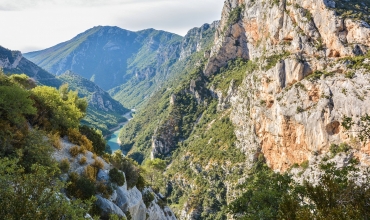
[{"left": 0, "top": 0, "right": 224, "bottom": 52}]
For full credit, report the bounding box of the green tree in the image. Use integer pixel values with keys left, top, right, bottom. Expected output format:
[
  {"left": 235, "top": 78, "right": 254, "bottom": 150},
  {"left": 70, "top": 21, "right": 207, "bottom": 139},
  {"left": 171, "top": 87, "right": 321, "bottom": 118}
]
[
  {"left": 80, "top": 125, "right": 107, "bottom": 155},
  {"left": 278, "top": 161, "right": 370, "bottom": 219},
  {"left": 142, "top": 158, "right": 166, "bottom": 191},
  {"left": 228, "top": 161, "right": 292, "bottom": 220},
  {"left": 31, "top": 85, "right": 87, "bottom": 133},
  {"left": 0, "top": 158, "right": 92, "bottom": 220}
]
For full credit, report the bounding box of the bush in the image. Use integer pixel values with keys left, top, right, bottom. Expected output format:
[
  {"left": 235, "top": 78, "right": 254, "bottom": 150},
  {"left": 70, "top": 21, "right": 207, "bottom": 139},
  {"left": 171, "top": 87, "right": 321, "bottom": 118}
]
[
  {"left": 79, "top": 156, "right": 87, "bottom": 165},
  {"left": 48, "top": 132, "right": 61, "bottom": 150},
  {"left": 93, "top": 159, "right": 105, "bottom": 170},
  {"left": 109, "top": 168, "right": 125, "bottom": 186},
  {"left": 67, "top": 128, "right": 93, "bottom": 152},
  {"left": 111, "top": 153, "right": 144, "bottom": 189},
  {"left": 84, "top": 165, "right": 98, "bottom": 182},
  {"left": 59, "top": 159, "right": 70, "bottom": 173},
  {"left": 142, "top": 191, "right": 155, "bottom": 207},
  {"left": 96, "top": 182, "right": 113, "bottom": 199},
  {"left": 79, "top": 125, "right": 107, "bottom": 156},
  {"left": 330, "top": 143, "right": 351, "bottom": 155},
  {"left": 69, "top": 146, "right": 80, "bottom": 157},
  {"left": 67, "top": 172, "right": 96, "bottom": 200}
]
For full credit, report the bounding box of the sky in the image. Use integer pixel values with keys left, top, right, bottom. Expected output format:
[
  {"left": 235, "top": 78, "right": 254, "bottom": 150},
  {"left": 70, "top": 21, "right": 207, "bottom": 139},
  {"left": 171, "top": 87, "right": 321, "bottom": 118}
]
[{"left": 0, "top": 0, "right": 224, "bottom": 53}]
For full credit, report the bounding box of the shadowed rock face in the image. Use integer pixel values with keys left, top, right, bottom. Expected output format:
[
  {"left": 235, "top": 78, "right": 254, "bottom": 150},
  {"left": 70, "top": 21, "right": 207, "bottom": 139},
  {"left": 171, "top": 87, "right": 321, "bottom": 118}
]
[{"left": 204, "top": 0, "right": 370, "bottom": 172}]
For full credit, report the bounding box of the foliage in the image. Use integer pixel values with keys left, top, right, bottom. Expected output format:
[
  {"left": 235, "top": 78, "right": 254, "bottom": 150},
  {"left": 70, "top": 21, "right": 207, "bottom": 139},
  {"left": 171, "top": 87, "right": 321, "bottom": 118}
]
[
  {"left": 109, "top": 168, "right": 125, "bottom": 186},
  {"left": 166, "top": 100, "right": 246, "bottom": 219},
  {"left": 263, "top": 51, "right": 291, "bottom": 71},
  {"left": 111, "top": 151, "right": 146, "bottom": 189},
  {"left": 227, "top": 5, "right": 245, "bottom": 27},
  {"left": 330, "top": 143, "right": 351, "bottom": 155},
  {"left": 93, "top": 158, "right": 105, "bottom": 170},
  {"left": 229, "top": 159, "right": 370, "bottom": 220},
  {"left": 307, "top": 70, "right": 334, "bottom": 80},
  {"left": 330, "top": 0, "right": 370, "bottom": 24},
  {"left": 342, "top": 114, "right": 370, "bottom": 144},
  {"left": 228, "top": 160, "right": 292, "bottom": 219},
  {"left": 0, "top": 158, "right": 92, "bottom": 220},
  {"left": 97, "top": 181, "right": 114, "bottom": 199},
  {"left": 0, "top": 85, "right": 36, "bottom": 127},
  {"left": 85, "top": 164, "right": 99, "bottom": 182},
  {"left": 69, "top": 145, "right": 83, "bottom": 157},
  {"left": 210, "top": 58, "right": 257, "bottom": 95},
  {"left": 342, "top": 51, "right": 370, "bottom": 71},
  {"left": 278, "top": 161, "right": 370, "bottom": 219},
  {"left": 59, "top": 158, "right": 71, "bottom": 173},
  {"left": 67, "top": 128, "right": 93, "bottom": 152},
  {"left": 79, "top": 125, "right": 107, "bottom": 155},
  {"left": 80, "top": 156, "right": 87, "bottom": 165},
  {"left": 48, "top": 132, "right": 62, "bottom": 150},
  {"left": 142, "top": 191, "right": 155, "bottom": 207},
  {"left": 30, "top": 85, "right": 87, "bottom": 133},
  {"left": 142, "top": 158, "right": 166, "bottom": 191},
  {"left": 67, "top": 172, "right": 97, "bottom": 200}
]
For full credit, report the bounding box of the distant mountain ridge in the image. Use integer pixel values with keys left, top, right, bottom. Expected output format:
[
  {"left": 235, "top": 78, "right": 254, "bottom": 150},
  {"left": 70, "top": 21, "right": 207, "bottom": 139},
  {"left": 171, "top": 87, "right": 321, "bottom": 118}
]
[
  {"left": 24, "top": 26, "right": 183, "bottom": 91},
  {"left": 24, "top": 23, "right": 220, "bottom": 108},
  {"left": 0, "top": 45, "right": 62, "bottom": 87}
]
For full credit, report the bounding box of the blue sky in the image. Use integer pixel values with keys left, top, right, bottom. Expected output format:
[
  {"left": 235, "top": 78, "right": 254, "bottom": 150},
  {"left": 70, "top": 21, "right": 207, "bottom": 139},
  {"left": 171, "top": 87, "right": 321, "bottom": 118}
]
[{"left": 0, "top": 0, "right": 224, "bottom": 52}]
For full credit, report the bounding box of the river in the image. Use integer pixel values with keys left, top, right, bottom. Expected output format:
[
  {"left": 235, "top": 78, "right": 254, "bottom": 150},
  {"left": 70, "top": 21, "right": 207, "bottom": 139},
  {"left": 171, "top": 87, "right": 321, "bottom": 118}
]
[{"left": 106, "top": 110, "right": 134, "bottom": 153}]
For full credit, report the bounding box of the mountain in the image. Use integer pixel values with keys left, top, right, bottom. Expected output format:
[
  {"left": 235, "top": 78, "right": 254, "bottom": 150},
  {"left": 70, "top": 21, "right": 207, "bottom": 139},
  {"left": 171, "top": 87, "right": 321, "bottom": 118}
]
[
  {"left": 109, "top": 22, "right": 219, "bottom": 108},
  {"left": 118, "top": 0, "right": 370, "bottom": 218},
  {"left": 0, "top": 45, "right": 62, "bottom": 87},
  {"left": 24, "top": 24, "right": 219, "bottom": 108},
  {"left": 57, "top": 71, "right": 129, "bottom": 135},
  {"left": 0, "top": 45, "right": 128, "bottom": 135},
  {"left": 24, "top": 26, "right": 183, "bottom": 92}
]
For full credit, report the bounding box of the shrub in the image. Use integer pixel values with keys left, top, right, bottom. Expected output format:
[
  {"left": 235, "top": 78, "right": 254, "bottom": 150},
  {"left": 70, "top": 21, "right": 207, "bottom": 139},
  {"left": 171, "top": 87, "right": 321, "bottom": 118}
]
[
  {"left": 67, "top": 128, "right": 93, "bottom": 152},
  {"left": 67, "top": 172, "right": 96, "bottom": 200},
  {"left": 79, "top": 125, "right": 107, "bottom": 156},
  {"left": 59, "top": 159, "right": 70, "bottom": 173},
  {"left": 96, "top": 182, "right": 113, "bottom": 199},
  {"left": 296, "top": 106, "right": 304, "bottom": 113},
  {"left": 79, "top": 156, "right": 87, "bottom": 165},
  {"left": 93, "top": 159, "right": 104, "bottom": 170},
  {"left": 69, "top": 146, "right": 80, "bottom": 157},
  {"left": 345, "top": 71, "right": 355, "bottom": 79},
  {"left": 84, "top": 165, "right": 98, "bottom": 182},
  {"left": 142, "top": 191, "right": 155, "bottom": 207},
  {"left": 109, "top": 168, "right": 125, "bottom": 186},
  {"left": 111, "top": 153, "right": 144, "bottom": 189},
  {"left": 330, "top": 143, "right": 351, "bottom": 155},
  {"left": 300, "top": 160, "right": 309, "bottom": 169},
  {"left": 49, "top": 132, "right": 61, "bottom": 150}
]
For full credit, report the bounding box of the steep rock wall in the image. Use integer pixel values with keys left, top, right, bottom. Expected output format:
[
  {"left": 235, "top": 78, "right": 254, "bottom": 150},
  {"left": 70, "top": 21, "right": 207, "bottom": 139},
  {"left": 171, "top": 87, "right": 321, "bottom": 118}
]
[{"left": 207, "top": 0, "right": 370, "bottom": 171}]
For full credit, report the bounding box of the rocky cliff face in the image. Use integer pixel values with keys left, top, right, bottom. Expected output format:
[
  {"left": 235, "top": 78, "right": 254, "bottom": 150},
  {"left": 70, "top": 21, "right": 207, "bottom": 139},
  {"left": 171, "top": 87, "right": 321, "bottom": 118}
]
[
  {"left": 0, "top": 45, "right": 62, "bottom": 87},
  {"left": 206, "top": 0, "right": 370, "bottom": 172}
]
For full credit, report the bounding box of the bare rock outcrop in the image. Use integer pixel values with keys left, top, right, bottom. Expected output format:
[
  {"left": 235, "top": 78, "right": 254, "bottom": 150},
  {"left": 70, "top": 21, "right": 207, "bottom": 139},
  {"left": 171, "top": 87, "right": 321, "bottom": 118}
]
[{"left": 203, "top": 0, "right": 370, "bottom": 172}]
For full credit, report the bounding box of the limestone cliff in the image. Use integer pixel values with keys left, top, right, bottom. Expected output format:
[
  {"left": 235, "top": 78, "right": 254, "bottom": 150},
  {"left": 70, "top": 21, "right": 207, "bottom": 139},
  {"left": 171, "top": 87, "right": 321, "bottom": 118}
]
[{"left": 206, "top": 0, "right": 370, "bottom": 172}]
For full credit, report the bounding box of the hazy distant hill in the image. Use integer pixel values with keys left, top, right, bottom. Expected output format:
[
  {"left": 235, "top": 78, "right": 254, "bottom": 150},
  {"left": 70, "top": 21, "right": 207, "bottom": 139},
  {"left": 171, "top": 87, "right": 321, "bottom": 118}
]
[{"left": 24, "top": 26, "right": 182, "bottom": 91}]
